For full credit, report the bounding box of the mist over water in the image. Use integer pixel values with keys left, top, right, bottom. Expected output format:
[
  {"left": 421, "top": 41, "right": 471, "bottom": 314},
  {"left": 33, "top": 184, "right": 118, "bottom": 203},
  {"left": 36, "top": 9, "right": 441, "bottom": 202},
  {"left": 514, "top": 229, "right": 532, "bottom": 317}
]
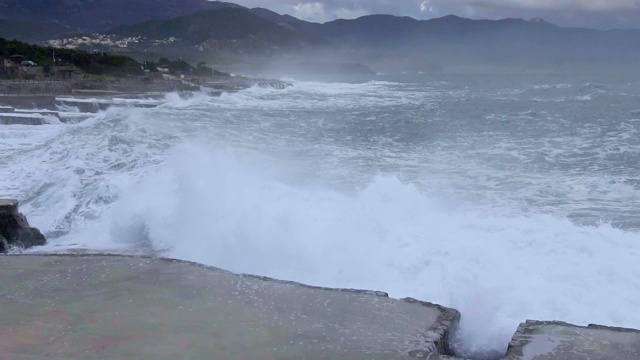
[{"left": 2, "top": 73, "right": 640, "bottom": 358}]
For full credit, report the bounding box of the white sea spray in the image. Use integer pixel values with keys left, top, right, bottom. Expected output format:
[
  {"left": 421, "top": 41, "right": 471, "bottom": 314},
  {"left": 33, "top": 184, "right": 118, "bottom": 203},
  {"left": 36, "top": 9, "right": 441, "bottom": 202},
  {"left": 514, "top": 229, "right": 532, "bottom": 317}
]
[{"left": 2, "top": 73, "right": 640, "bottom": 358}]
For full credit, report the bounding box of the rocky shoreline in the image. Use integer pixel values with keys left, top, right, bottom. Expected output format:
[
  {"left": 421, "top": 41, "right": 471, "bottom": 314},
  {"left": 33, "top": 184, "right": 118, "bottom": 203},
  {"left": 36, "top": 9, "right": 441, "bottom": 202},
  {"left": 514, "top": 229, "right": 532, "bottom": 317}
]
[{"left": 0, "top": 199, "right": 46, "bottom": 253}]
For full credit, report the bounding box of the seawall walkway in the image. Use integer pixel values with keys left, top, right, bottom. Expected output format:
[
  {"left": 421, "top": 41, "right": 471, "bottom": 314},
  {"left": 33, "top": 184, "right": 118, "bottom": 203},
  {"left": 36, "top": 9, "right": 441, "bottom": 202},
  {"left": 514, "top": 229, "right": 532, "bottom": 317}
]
[{"left": 1, "top": 254, "right": 639, "bottom": 359}]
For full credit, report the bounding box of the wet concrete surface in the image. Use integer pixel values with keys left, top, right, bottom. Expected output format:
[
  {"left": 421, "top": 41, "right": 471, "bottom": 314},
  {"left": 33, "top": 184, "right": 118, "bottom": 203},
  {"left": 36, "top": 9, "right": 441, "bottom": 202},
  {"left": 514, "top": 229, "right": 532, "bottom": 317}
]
[
  {"left": 506, "top": 320, "right": 640, "bottom": 360},
  {"left": 0, "top": 255, "right": 459, "bottom": 359}
]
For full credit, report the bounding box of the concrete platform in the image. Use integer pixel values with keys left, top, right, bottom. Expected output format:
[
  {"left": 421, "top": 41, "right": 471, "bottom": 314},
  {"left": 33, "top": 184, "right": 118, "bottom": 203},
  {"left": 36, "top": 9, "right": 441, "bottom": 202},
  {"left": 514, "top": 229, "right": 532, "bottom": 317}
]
[
  {"left": 0, "top": 255, "right": 460, "bottom": 359},
  {"left": 505, "top": 320, "right": 640, "bottom": 360},
  {"left": 0, "top": 95, "right": 58, "bottom": 110},
  {"left": 0, "top": 112, "right": 52, "bottom": 125}
]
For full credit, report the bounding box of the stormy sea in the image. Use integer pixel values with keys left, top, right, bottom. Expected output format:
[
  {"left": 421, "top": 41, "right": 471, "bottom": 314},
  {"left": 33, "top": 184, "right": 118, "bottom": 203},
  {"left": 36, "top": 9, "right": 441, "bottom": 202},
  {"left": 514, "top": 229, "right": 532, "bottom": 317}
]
[{"left": 2, "top": 72, "right": 640, "bottom": 358}]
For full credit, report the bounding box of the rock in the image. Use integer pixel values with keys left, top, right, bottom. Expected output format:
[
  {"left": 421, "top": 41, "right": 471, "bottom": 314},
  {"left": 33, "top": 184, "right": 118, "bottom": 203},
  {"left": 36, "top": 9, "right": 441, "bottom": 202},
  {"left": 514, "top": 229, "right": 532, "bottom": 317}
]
[
  {"left": 505, "top": 320, "right": 640, "bottom": 360},
  {"left": 0, "top": 199, "right": 46, "bottom": 252},
  {"left": 0, "top": 234, "right": 8, "bottom": 253}
]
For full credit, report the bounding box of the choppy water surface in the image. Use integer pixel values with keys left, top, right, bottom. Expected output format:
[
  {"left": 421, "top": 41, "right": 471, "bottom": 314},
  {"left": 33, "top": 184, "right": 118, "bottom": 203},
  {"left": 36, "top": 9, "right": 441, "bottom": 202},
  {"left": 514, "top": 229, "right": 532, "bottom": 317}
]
[{"left": 2, "top": 73, "right": 640, "bottom": 358}]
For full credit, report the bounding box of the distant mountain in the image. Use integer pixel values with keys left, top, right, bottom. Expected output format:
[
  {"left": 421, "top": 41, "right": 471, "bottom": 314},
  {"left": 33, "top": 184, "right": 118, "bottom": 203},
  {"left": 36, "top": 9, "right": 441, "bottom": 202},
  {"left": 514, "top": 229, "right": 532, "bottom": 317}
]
[
  {"left": 0, "top": 17, "right": 75, "bottom": 42},
  {"left": 310, "top": 14, "right": 560, "bottom": 48},
  {"left": 317, "top": 15, "right": 420, "bottom": 47},
  {"left": 248, "top": 7, "right": 323, "bottom": 35},
  {"left": 0, "top": 0, "right": 243, "bottom": 32},
  {"left": 3, "top": 0, "right": 640, "bottom": 71},
  {"left": 299, "top": 14, "right": 640, "bottom": 66},
  {"left": 243, "top": 10, "right": 640, "bottom": 66},
  {"left": 107, "top": 8, "right": 326, "bottom": 55},
  {"left": 423, "top": 16, "right": 640, "bottom": 65}
]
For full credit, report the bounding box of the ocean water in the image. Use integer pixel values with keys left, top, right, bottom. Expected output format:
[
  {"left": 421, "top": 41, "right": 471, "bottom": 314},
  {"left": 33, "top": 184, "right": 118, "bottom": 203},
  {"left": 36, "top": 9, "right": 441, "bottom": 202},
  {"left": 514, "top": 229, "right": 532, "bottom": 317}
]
[{"left": 2, "top": 73, "right": 640, "bottom": 358}]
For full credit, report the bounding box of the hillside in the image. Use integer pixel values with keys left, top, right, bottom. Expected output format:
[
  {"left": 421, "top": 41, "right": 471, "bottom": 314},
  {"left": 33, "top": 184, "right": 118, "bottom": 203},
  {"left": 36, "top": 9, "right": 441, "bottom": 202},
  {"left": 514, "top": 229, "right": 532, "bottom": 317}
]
[
  {"left": 0, "top": 0, "right": 243, "bottom": 33},
  {"left": 3, "top": 0, "right": 640, "bottom": 72},
  {"left": 0, "top": 18, "right": 69, "bottom": 42},
  {"left": 0, "top": 37, "right": 143, "bottom": 77},
  {"left": 248, "top": 7, "right": 323, "bottom": 35},
  {"left": 305, "top": 14, "right": 640, "bottom": 67},
  {"left": 106, "top": 8, "right": 326, "bottom": 55}
]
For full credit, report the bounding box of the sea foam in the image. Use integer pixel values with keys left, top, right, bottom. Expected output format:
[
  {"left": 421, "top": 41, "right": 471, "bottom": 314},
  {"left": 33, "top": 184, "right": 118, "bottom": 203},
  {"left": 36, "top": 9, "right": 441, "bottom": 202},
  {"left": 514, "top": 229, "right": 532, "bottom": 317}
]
[
  {"left": 44, "top": 141, "right": 640, "bottom": 358},
  {"left": 3, "top": 76, "right": 640, "bottom": 359}
]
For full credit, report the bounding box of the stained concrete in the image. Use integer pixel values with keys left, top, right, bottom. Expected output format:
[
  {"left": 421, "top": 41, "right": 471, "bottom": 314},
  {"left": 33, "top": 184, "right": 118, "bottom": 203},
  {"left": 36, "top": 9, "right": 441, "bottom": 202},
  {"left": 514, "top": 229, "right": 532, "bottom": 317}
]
[
  {"left": 505, "top": 320, "right": 640, "bottom": 360},
  {"left": 0, "top": 255, "right": 460, "bottom": 360}
]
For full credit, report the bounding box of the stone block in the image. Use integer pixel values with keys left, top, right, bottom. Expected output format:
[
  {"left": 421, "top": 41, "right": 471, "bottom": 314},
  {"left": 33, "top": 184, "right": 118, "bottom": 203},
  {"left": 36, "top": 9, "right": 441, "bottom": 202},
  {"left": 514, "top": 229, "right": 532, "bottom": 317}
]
[
  {"left": 0, "top": 199, "right": 46, "bottom": 251},
  {"left": 506, "top": 320, "right": 640, "bottom": 360}
]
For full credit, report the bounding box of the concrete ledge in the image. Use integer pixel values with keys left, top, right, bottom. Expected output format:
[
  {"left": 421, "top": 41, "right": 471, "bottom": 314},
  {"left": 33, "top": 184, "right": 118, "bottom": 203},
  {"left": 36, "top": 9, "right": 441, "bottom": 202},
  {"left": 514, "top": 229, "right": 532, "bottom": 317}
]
[
  {"left": 0, "top": 255, "right": 460, "bottom": 359},
  {"left": 0, "top": 113, "right": 50, "bottom": 125},
  {"left": 505, "top": 320, "right": 640, "bottom": 360}
]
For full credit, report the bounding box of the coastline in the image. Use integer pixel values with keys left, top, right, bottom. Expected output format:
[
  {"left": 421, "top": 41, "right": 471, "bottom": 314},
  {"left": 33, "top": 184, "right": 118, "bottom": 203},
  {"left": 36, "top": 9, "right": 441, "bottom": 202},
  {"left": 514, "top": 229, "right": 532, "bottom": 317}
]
[{"left": 0, "top": 75, "right": 290, "bottom": 123}]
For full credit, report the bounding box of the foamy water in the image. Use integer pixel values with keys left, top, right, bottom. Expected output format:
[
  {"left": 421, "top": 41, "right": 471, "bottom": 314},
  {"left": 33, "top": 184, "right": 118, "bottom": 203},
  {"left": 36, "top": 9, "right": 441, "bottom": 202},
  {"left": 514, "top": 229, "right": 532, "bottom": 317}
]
[{"left": 2, "top": 73, "right": 640, "bottom": 359}]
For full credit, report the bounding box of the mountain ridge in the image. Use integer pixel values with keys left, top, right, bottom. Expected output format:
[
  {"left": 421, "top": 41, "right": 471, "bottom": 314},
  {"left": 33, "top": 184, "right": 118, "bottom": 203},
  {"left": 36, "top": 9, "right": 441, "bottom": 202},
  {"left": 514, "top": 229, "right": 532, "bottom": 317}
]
[
  {"left": 2, "top": 0, "right": 639, "bottom": 72},
  {"left": 106, "top": 8, "right": 326, "bottom": 55},
  {"left": 0, "top": 0, "right": 244, "bottom": 32}
]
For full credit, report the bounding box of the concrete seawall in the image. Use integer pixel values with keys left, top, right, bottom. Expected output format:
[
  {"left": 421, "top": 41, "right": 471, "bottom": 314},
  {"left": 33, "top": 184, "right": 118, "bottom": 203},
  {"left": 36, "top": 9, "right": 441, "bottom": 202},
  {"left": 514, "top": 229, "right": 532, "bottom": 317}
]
[
  {"left": 0, "top": 78, "right": 199, "bottom": 96},
  {"left": 0, "top": 77, "right": 291, "bottom": 123},
  {"left": 1, "top": 254, "right": 639, "bottom": 359},
  {"left": 0, "top": 255, "right": 459, "bottom": 359},
  {"left": 0, "top": 77, "right": 291, "bottom": 99}
]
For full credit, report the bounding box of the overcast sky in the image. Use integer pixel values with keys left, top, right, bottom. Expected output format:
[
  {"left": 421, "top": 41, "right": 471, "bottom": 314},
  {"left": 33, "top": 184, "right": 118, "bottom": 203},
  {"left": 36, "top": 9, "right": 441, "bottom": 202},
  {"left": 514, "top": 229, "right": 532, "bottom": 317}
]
[{"left": 225, "top": 0, "right": 640, "bottom": 29}]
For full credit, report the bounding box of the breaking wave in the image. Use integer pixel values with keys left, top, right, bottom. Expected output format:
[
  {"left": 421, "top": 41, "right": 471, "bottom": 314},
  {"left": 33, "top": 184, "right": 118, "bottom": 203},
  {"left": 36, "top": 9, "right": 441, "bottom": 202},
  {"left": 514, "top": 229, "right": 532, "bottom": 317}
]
[{"left": 2, "top": 76, "right": 640, "bottom": 358}]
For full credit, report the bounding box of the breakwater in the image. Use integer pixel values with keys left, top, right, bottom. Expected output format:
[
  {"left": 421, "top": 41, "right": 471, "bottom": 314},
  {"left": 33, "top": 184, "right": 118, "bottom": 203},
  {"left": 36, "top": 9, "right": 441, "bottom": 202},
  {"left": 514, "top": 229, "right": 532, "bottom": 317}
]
[
  {"left": 0, "top": 76, "right": 291, "bottom": 124},
  {"left": 0, "top": 76, "right": 290, "bottom": 98},
  {"left": 0, "top": 78, "right": 197, "bottom": 96}
]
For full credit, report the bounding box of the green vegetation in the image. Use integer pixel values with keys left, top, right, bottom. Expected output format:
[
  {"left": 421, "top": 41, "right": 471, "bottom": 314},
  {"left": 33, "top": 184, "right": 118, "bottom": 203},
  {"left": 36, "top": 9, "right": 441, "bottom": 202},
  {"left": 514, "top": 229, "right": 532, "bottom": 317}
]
[
  {"left": 156, "top": 57, "right": 192, "bottom": 72},
  {"left": 112, "top": 8, "right": 325, "bottom": 54},
  {"left": 0, "top": 37, "right": 234, "bottom": 80},
  {"left": 146, "top": 57, "right": 218, "bottom": 76},
  {"left": 0, "top": 37, "right": 143, "bottom": 77}
]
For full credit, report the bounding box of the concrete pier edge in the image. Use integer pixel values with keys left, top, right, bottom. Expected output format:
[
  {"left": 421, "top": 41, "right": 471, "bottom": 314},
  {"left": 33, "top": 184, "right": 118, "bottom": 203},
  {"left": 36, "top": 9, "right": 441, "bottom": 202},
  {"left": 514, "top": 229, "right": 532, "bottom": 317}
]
[
  {"left": 505, "top": 319, "right": 640, "bottom": 360},
  {"left": 2, "top": 253, "right": 640, "bottom": 359},
  {"left": 0, "top": 254, "right": 460, "bottom": 359},
  {"left": 402, "top": 297, "right": 461, "bottom": 357}
]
